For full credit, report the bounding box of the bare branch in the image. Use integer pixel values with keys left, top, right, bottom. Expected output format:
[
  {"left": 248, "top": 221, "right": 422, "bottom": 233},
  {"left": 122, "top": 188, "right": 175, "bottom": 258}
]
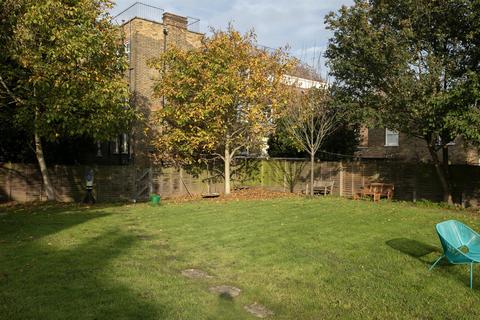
[
  {"left": 282, "top": 87, "right": 340, "bottom": 158},
  {"left": 0, "top": 75, "right": 24, "bottom": 105},
  {"left": 230, "top": 144, "right": 244, "bottom": 159},
  {"left": 212, "top": 152, "right": 225, "bottom": 161}
]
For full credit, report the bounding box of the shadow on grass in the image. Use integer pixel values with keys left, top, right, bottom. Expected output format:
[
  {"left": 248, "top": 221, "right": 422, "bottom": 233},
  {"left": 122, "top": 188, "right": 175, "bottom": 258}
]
[
  {"left": 386, "top": 237, "right": 480, "bottom": 287},
  {"left": 386, "top": 237, "right": 453, "bottom": 268},
  {"left": 386, "top": 238, "right": 440, "bottom": 259},
  {"left": 0, "top": 203, "right": 127, "bottom": 240},
  {"left": 0, "top": 205, "right": 169, "bottom": 319}
]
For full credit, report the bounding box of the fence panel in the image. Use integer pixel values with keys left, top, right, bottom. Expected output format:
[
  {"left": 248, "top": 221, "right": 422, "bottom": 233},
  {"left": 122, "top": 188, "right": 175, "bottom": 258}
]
[{"left": 1, "top": 159, "right": 479, "bottom": 206}]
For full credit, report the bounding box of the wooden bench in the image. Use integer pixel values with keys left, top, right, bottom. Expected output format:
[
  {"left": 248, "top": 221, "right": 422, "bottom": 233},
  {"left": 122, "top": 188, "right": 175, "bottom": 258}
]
[
  {"left": 356, "top": 183, "right": 394, "bottom": 201},
  {"left": 305, "top": 180, "right": 335, "bottom": 196}
]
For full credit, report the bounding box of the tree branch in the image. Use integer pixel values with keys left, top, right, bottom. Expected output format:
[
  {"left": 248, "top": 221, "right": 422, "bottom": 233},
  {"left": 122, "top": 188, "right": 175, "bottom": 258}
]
[
  {"left": 0, "top": 75, "right": 24, "bottom": 105},
  {"left": 212, "top": 152, "right": 225, "bottom": 161}
]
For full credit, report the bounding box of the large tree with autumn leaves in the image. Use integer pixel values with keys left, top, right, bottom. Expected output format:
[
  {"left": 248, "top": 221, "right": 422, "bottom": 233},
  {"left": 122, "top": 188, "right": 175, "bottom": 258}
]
[
  {"left": 150, "top": 27, "right": 294, "bottom": 195},
  {"left": 0, "top": 0, "right": 135, "bottom": 201},
  {"left": 325, "top": 0, "right": 480, "bottom": 204}
]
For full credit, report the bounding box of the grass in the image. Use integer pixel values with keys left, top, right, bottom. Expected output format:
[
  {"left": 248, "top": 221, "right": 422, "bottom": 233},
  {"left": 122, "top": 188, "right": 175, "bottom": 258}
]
[{"left": 1, "top": 197, "right": 480, "bottom": 319}]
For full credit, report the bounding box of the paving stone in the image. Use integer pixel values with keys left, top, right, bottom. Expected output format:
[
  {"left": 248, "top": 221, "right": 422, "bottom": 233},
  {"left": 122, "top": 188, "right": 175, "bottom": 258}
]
[
  {"left": 209, "top": 285, "right": 241, "bottom": 299},
  {"left": 181, "top": 268, "right": 212, "bottom": 279},
  {"left": 244, "top": 303, "right": 274, "bottom": 318}
]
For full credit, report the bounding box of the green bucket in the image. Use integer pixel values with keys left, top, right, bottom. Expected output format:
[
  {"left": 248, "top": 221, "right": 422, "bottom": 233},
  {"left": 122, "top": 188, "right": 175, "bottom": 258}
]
[{"left": 150, "top": 194, "right": 161, "bottom": 206}]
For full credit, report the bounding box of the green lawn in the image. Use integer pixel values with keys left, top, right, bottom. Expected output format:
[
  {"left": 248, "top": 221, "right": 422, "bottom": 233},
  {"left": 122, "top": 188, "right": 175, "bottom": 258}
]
[{"left": 1, "top": 197, "right": 480, "bottom": 319}]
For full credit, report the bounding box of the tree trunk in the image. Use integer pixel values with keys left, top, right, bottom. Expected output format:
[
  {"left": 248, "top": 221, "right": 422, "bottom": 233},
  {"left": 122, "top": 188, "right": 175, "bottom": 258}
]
[
  {"left": 427, "top": 143, "right": 453, "bottom": 205},
  {"left": 35, "top": 129, "right": 56, "bottom": 201},
  {"left": 310, "top": 152, "right": 315, "bottom": 196},
  {"left": 224, "top": 146, "right": 231, "bottom": 195}
]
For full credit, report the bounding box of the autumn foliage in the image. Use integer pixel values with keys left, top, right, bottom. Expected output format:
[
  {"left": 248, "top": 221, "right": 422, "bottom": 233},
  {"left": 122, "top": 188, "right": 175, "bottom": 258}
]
[{"left": 150, "top": 26, "right": 295, "bottom": 194}]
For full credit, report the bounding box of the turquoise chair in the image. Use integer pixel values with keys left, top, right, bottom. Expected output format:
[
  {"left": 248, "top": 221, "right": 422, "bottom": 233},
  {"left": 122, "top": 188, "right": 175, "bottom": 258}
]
[{"left": 430, "top": 220, "right": 480, "bottom": 288}]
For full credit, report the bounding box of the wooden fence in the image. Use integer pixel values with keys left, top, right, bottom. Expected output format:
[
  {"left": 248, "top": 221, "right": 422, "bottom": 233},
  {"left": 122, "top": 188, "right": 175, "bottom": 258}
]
[{"left": 1, "top": 159, "right": 479, "bottom": 207}]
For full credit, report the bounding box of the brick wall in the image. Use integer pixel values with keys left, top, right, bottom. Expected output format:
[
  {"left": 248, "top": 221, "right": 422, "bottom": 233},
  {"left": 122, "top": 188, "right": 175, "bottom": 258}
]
[
  {"left": 124, "top": 16, "right": 203, "bottom": 105},
  {"left": 121, "top": 16, "right": 204, "bottom": 167},
  {"left": 0, "top": 163, "right": 135, "bottom": 203},
  {"left": 356, "top": 127, "right": 480, "bottom": 165},
  {"left": 0, "top": 163, "right": 223, "bottom": 203}
]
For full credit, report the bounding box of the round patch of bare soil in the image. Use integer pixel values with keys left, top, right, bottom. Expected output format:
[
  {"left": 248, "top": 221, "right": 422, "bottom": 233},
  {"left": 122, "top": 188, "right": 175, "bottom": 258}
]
[
  {"left": 181, "top": 268, "right": 213, "bottom": 279},
  {"left": 244, "top": 303, "right": 274, "bottom": 318},
  {"left": 209, "top": 285, "right": 241, "bottom": 299}
]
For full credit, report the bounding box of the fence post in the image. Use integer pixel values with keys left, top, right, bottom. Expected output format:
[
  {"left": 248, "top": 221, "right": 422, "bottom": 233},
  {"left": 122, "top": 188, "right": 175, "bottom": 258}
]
[
  {"left": 148, "top": 167, "right": 153, "bottom": 195},
  {"left": 168, "top": 168, "right": 173, "bottom": 196},
  {"left": 7, "top": 162, "right": 12, "bottom": 201},
  {"left": 339, "top": 162, "right": 344, "bottom": 197},
  {"left": 413, "top": 166, "right": 418, "bottom": 202},
  {"left": 361, "top": 163, "right": 365, "bottom": 187},
  {"left": 261, "top": 160, "right": 265, "bottom": 188},
  {"left": 351, "top": 162, "right": 355, "bottom": 198},
  {"left": 158, "top": 168, "right": 163, "bottom": 196},
  {"left": 179, "top": 167, "right": 184, "bottom": 195}
]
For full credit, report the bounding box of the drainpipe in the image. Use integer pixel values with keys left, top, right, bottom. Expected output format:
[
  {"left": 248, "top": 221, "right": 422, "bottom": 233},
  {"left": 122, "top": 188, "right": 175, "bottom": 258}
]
[{"left": 162, "top": 26, "right": 168, "bottom": 108}]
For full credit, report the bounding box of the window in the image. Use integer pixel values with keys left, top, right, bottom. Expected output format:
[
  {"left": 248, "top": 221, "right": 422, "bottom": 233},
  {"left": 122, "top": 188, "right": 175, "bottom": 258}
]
[
  {"left": 112, "top": 134, "right": 129, "bottom": 155},
  {"left": 437, "top": 136, "right": 455, "bottom": 146},
  {"left": 129, "top": 135, "right": 134, "bottom": 158},
  {"left": 124, "top": 41, "right": 131, "bottom": 60},
  {"left": 385, "top": 129, "right": 399, "bottom": 146},
  {"left": 113, "top": 137, "right": 119, "bottom": 154},
  {"left": 121, "top": 133, "right": 128, "bottom": 154},
  {"left": 96, "top": 141, "right": 102, "bottom": 157}
]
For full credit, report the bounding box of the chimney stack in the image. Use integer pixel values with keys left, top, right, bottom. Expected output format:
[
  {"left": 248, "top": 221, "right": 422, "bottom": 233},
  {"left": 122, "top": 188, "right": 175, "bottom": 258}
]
[{"left": 162, "top": 12, "right": 188, "bottom": 30}]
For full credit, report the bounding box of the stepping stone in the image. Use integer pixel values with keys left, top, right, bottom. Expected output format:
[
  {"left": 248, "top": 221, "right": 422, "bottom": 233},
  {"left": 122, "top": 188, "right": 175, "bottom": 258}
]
[
  {"left": 181, "top": 268, "right": 212, "bottom": 279},
  {"left": 209, "top": 285, "right": 241, "bottom": 299},
  {"left": 244, "top": 303, "right": 274, "bottom": 318}
]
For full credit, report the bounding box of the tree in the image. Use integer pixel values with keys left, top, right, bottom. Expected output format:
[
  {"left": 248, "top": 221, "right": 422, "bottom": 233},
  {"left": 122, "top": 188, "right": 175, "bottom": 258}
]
[
  {"left": 268, "top": 121, "right": 359, "bottom": 159},
  {"left": 270, "top": 159, "right": 306, "bottom": 193},
  {"left": 325, "top": 0, "right": 480, "bottom": 204},
  {"left": 0, "top": 0, "right": 135, "bottom": 200},
  {"left": 150, "top": 26, "right": 293, "bottom": 195},
  {"left": 281, "top": 86, "right": 341, "bottom": 196}
]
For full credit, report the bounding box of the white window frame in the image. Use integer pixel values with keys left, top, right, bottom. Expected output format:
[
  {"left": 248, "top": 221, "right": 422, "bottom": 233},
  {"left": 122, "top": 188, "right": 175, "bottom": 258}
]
[
  {"left": 113, "top": 137, "right": 119, "bottom": 154},
  {"left": 96, "top": 141, "right": 102, "bottom": 157},
  {"left": 129, "top": 135, "right": 134, "bottom": 158},
  {"left": 124, "top": 41, "right": 131, "bottom": 60},
  {"left": 437, "top": 136, "right": 456, "bottom": 146},
  {"left": 385, "top": 128, "right": 399, "bottom": 147},
  {"left": 121, "top": 133, "right": 128, "bottom": 154}
]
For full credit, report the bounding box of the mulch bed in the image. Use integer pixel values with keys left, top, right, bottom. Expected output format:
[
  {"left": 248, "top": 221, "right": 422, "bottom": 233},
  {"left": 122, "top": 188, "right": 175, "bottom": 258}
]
[{"left": 165, "top": 188, "right": 300, "bottom": 204}]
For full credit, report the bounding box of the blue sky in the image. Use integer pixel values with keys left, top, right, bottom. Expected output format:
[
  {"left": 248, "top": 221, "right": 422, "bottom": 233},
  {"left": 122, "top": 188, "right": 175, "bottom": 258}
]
[{"left": 111, "top": 0, "right": 353, "bottom": 75}]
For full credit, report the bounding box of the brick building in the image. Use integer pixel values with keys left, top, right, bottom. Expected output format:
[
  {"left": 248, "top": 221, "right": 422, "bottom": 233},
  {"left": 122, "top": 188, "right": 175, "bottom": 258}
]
[
  {"left": 355, "top": 127, "right": 480, "bottom": 165},
  {"left": 95, "top": 4, "right": 204, "bottom": 166},
  {"left": 98, "top": 3, "right": 326, "bottom": 166}
]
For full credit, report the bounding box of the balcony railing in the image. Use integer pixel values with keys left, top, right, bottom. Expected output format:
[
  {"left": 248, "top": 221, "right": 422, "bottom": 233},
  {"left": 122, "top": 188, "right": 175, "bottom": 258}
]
[{"left": 112, "top": 2, "right": 200, "bottom": 33}]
